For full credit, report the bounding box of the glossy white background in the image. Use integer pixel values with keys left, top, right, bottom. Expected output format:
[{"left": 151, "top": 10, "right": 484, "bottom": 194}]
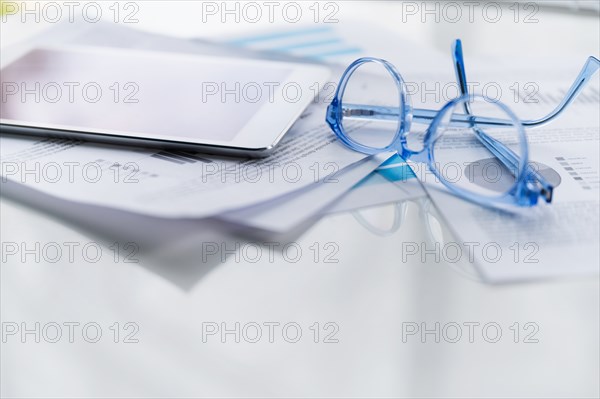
[{"left": 1, "top": 1, "right": 599, "bottom": 397}]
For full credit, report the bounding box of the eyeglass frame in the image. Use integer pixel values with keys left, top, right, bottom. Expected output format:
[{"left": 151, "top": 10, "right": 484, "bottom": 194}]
[{"left": 325, "top": 39, "right": 600, "bottom": 207}]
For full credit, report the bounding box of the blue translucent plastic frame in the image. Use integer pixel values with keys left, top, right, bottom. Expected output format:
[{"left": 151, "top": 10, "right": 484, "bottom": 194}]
[{"left": 326, "top": 39, "right": 600, "bottom": 207}]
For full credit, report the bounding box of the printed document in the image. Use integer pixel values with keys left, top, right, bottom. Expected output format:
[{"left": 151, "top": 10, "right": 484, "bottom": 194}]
[{"left": 413, "top": 66, "right": 600, "bottom": 282}]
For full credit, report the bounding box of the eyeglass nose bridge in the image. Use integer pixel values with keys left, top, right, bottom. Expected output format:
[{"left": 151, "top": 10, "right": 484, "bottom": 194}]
[
  {"left": 394, "top": 122, "right": 432, "bottom": 163},
  {"left": 395, "top": 99, "right": 459, "bottom": 162}
]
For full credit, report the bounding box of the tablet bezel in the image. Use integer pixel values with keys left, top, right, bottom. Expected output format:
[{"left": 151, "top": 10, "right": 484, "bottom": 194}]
[{"left": 0, "top": 46, "right": 331, "bottom": 156}]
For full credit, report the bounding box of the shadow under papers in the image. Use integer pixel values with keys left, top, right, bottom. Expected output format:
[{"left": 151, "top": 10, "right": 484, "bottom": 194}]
[{"left": 1, "top": 179, "right": 315, "bottom": 291}]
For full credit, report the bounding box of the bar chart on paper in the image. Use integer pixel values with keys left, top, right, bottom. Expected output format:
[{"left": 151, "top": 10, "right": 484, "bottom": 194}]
[
  {"left": 226, "top": 26, "right": 364, "bottom": 63},
  {"left": 555, "top": 155, "right": 600, "bottom": 190}
]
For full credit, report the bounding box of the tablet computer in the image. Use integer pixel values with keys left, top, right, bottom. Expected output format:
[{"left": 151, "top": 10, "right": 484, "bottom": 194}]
[{"left": 0, "top": 46, "right": 330, "bottom": 157}]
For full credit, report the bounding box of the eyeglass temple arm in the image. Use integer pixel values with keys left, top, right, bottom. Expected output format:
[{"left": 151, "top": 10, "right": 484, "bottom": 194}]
[
  {"left": 473, "top": 126, "right": 553, "bottom": 202},
  {"left": 520, "top": 55, "right": 600, "bottom": 127},
  {"left": 342, "top": 105, "right": 514, "bottom": 126},
  {"left": 342, "top": 56, "right": 600, "bottom": 127},
  {"left": 452, "top": 39, "right": 600, "bottom": 127},
  {"left": 452, "top": 39, "right": 472, "bottom": 115},
  {"left": 452, "top": 39, "right": 553, "bottom": 202}
]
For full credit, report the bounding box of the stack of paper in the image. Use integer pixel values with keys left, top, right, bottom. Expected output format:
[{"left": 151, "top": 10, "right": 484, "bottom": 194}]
[{"left": 2, "top": 21, "right": 597, "bottom": 284}]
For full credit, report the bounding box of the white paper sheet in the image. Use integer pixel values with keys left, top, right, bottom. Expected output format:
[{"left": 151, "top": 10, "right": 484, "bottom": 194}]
[
  {"left": 218, "top": 152, "right": 393, "bottom": 232},
  {"left": 413, "top": 69, "right": 600, "bottom": 282}
]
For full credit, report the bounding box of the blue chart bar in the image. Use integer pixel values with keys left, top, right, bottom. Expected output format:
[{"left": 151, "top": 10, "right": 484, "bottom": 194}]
[
  {"left": 357, "top": 154, "right": 416, "bottom": 188},
  {"left": 227, "top": 26, "right": 334, "bottom": 46},
  {"left": 270, "top": 38, "right": 343, "bottom": 51},
  {"left": 227, "top": 26, "right": 363, "bottom": 61}
]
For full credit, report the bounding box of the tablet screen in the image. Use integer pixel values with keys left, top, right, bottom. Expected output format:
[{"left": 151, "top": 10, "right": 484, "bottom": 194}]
[{"left": 0, "top": 47, "right": 293, "bottom": 142}]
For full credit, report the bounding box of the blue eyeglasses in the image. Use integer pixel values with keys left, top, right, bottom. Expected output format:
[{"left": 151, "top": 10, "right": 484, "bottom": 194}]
[{"left": 326, "top": 39, "right": 600, "bottom": 207}]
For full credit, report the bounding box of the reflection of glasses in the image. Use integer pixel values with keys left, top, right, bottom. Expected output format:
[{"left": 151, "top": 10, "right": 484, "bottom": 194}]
[
  {"left": 326, "top": 39, "right": 600, "bottom": 207},
  {"left": 352, "top": 198, "right": 480, "bottom": 281}
]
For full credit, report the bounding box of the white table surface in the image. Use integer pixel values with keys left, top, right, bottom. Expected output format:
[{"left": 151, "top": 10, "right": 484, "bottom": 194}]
[{"left": 1, "top": 2, "right": 599, "bottom": 398}]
